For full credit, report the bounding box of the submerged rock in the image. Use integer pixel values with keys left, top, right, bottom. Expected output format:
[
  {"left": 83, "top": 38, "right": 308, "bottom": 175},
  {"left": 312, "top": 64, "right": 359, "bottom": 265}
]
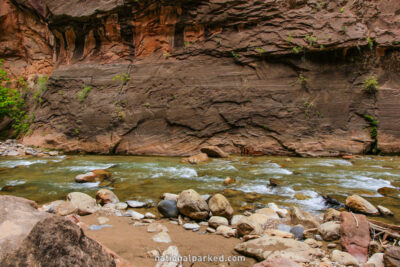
[
  {"left": 345, "top": 195, "right": 379, "bottom": 215},
  {"left": 157, "top": 200, "right": 179, "bottom": 218},
  {"left": 200, "top": 146, "right": 228, "bottom": 158},
  {"left": 269, "top": 178, "right": 282, "bottom": 187},
  {"left": 208, "top": 193, "right": 233, "bottom": 219},
  {"left": 177, "top": 189, "right": 209, "bottom": 220},
  {"left": 75, "top": 169, "right": 111, "bottom": 183},
  {"left": 223, "top": 177, "right": 236, "bottom": 185}
]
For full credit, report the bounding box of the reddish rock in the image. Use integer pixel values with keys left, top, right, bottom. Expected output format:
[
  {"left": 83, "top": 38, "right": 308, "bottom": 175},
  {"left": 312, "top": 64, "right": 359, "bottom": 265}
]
[
  {"left": 340, "top": 211, "right": 370, "bottom": 263},
  {"left": 253, "top": 257, "right": 302, "bottom": 267},
  {"left": 384, "top": 246, "right": 400, "bottom": 267}
]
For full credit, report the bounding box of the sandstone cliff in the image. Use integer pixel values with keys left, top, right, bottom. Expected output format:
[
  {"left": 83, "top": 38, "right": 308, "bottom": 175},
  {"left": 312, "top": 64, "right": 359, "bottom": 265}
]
[{"left": 1, "top": 0, "right": 400, "bottom": 156}]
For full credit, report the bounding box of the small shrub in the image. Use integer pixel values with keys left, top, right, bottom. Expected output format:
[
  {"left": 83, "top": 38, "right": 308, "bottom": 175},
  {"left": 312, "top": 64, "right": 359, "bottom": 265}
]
[
  {"left": 78, "top": 85, "right": 92, "bottom": 102},
  {"left": 112, "top": 73, "right": 130, "bottom": 85},
  {"left": 298, "top": 74, "right": 308, "bottom": 89},
  {"left": 363, "top": 114, "right": 378, "bottom": 127},
  {"left": 363, "top": 76, "right": 379, "bottom": 95},
  {"left": 231, "top": 51, "right": 239, "bottom": 60},
  {"left": 255, "top": 48, "right": 265, "bottom": 54}
]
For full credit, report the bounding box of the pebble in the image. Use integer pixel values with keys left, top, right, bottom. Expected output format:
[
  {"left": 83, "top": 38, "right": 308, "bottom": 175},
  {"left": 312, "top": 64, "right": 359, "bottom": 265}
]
[
  {"left": 115, "top": 202, "right": 128, "bottom": 210},
  {"left": 123, "top": 210, "right": 144, "bottom": 219},
  {"left": 142, "top": 219, "right": 154, "bottom": 223},
  {"left": 144, "top": 212, "right": 156, "bottom": 219},
  {"left": 152, "top": 232, "right": 171, "bottom": 243},
  {"left": 126, "top": 200, "right": 147, "bottom": 208},
  {"left": 327, "top": 243, "right": 337, "bottom": 248},
  {"left": 183, "top": 223, "right": 200, "bottom": 231},
  {"left": 315, "top": 234, "right": 323, "bottom": 241},
  {"left": 206, "top": 227, "right": 216, "bottom": 233},
  {"left": 169, "top": 220, "right": 178, "bottom": 225}
]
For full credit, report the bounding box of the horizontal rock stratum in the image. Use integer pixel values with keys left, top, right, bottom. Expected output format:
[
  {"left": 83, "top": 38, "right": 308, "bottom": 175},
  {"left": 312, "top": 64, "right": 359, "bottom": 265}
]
[{"left": 2, "top": 0, "right": 400, "bottom": 156}]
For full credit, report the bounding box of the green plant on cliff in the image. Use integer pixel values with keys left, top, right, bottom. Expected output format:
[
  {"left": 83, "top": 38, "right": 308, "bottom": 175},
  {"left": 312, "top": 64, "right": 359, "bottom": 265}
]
[
  {"left": 298, "top": 74, "right": 308, "bottom": 89},
  {"left": 363, "top": 76, "right": 379, "bottom": 95},
  {"left": 78, "top": 85, "right": 92, "bottom": 102},
  {"left": 255, "top": 47, "right": 265, "bottom": 54},
  {"left": 33, "top": 75, "right": 48, "bottom": 104},
  {"left": 231, "top": 51, "right": 239, "bottom": 60},
  {"left": 0, "top": 59, "right": 31, "bottom": 136},
  {"left": 305, "top": 35, "right": 318, "bottom": 47},
  {"left": 363, "top": 114, "right": 380, "bottom": 154},
  {"left": 113, "top": 73, "right": 130, "bottom": 85},
  {"left": 367, "top": 37, "right": 374, "bottom": 50}
]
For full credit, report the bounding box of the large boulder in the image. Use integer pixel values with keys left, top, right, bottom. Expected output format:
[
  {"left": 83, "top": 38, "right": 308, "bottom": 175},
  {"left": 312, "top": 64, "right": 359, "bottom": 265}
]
[
  {"left": 345, "top": 195, "right": 379, "bottom": 215},
  {"left": 0, "top": 216, "right": 116, "bottom": 266},
  {"left": 340, "top": 211, "right": 370, "bottom": 263},
  {"left": 208, "top": 194, "right": 233, "bottom": 219},
  {"left": 318, "top": 221, "right": 340, "bottom": 241},
  {"left": 290, "top": 206, "right": 320, "bottom": 228},
  {"left": 176, "top": 189, "right": 209, "bottom": 220},
  {"left": 0, "top": 195, "right": 49, "bottom": 260},
  {"left": 235, "top": 236, "right": 321, "bottom": 263},
  {"left": 384, "top": 246, "right": 400, "bottom": 267},
  {"left": 200, "top": 146, "right": 228, "bottom": 158},
  {"left": 75, "top": 169, "right": 111, "bottom": 183},
  {"left": 96, "top": 189, "right": 119, "bottom": 205},
  {"left": 157, "top": 200, "right": 179, "bottom": 218},
  {"left": 67, "top": 192, "right": 98, "bottom": 215}
]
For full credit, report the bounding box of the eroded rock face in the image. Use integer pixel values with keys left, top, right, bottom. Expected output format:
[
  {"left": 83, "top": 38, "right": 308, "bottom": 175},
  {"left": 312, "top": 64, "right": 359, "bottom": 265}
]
[
  {"left": 0, "top": 0, "right": 398, "bottom": 156},
  {"left": 0, "top": 216, "right": 116, "bottom": 267},
  {"left": 0, "top": 195, "right": 49, "bottom": 260}
]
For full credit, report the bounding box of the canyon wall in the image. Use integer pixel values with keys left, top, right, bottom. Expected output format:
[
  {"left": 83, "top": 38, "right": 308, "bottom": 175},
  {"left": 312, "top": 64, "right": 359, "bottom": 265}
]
[{"left": 1, "top": 0, "right": 400, "bottom": 156}]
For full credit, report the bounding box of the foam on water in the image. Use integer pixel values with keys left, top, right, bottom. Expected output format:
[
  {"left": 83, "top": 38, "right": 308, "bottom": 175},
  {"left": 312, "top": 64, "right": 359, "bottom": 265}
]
[
  {"left": 6, "top": 180, "right": 26, "bottom": 186},
  {"left": 66, "top": 181, "right": 101, "bottom": 189},
  {"left": 150, "top": 166, "right": 198, "bottom": 179},
  {"left": 64, "top": 163, "right": 116, "bottom": 172},
  {"left": 340, "top": 174, "right": 392, "bottom": 191},
  {"left": 238, "top": 184, "right": 294, "bottom": 196},
  {"left": 0, "top": 160, "right": 48, "bottom": 168}
]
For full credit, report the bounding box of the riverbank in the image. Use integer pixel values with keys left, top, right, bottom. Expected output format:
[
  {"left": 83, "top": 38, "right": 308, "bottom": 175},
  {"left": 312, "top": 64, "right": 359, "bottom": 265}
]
[{"left": 1, "top": 186, "right": 399, "bottom": 266}]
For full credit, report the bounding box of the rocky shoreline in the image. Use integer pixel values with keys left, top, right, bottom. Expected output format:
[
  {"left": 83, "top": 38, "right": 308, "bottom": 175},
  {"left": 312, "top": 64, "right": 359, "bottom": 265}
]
[
  {"left": 1, "top": 143, "right": 400, "bottom": 266},
  {"left": 0, "top": 139, "right": 59, "bottom": 157}
]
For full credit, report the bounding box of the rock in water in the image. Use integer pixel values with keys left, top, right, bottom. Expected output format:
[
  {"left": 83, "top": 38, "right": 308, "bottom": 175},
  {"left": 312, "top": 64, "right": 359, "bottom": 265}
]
[
  {"left": 331, "top": 250, "right": 358, "bottom": 266},
  {"left": 345, "top": 195, "right": 379, "bottom": 215},
  {"left": 157, "top": 200, "right": 179, "bottom": 218},
  {"left": 235, "top": 236, "right": 321, "bottom": 263},
  {"left": 318, "top": 221, "right": 340, "bottom": 241},
  {"left": 384, "top": 246, "right": 400, "bottom": 267},
  {"left": 269, "top": 178, "right": 282, "bottom": 186},
  {"left": 340, "top": 211, "right": 370, "bottom": 263},
  {"left": 96, "top": 189, "right": 119, "bottom": 205},
  {"left": 208, "top": 194, "right": 233, "bottom": 219},
  {"left": 67, "top": 192, "right": 98, "bottom": 215},
  {"left": 176, "top": 189, "right": 209, "bottom": 220},
  {"left": 181, "top": 153, "right": 209, "bottom": 164},
  {"left": 75, "top": 169, "right": 111, "bottom": 183},
  {"left": 0, "top": 216, "right": 115, "bottom": 266},
  {"left": 200, "top": 146, "right": 228, "bottom": 158},
  {"left": 377, "top": 205, "right": 393, "bottom": 216},
  {"left": 290, "top": 206, "right": 320, "bottom": 228}
]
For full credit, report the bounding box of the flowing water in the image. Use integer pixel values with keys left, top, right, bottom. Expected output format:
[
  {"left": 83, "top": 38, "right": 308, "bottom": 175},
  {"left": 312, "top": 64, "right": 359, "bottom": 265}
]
[{"left": 0, "top": 155, "right": 399, "bottom": 223}]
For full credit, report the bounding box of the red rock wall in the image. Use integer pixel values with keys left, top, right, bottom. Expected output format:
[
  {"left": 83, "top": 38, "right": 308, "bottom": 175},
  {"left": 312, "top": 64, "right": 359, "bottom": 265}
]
[{"left": 2, "top": 0, "right": 400, "bottom": 156}]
